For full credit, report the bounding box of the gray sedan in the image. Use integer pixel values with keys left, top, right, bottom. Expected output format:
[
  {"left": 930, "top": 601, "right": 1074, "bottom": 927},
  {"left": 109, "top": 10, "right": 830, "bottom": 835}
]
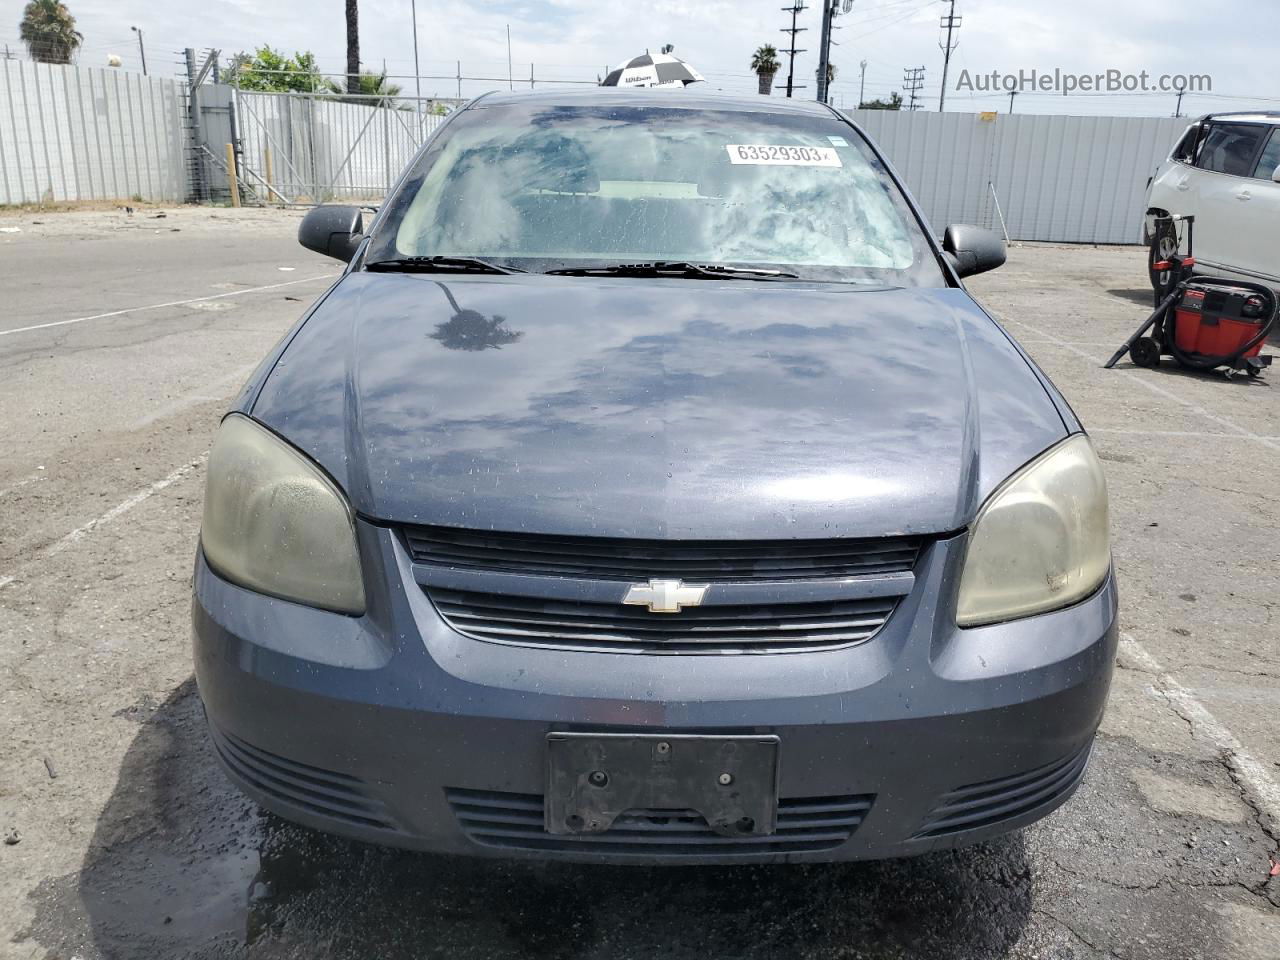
[{"left": 192, "top": 89, "right": 1115, "bottom": 864}]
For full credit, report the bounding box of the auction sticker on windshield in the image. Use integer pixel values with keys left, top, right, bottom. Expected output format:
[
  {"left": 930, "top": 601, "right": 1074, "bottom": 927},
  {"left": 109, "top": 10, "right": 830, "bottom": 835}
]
[{"left": 726, "top": 144, "right": 843, "bottom": 167}]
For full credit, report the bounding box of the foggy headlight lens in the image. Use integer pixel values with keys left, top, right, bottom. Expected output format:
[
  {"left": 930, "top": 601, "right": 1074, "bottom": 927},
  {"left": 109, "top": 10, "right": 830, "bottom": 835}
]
[
  {"left": 956, "top": 435, "right": 1109, "bottom": 627},
  {"left": 201, "top": 414, "right": 365, "bottom": 615}
]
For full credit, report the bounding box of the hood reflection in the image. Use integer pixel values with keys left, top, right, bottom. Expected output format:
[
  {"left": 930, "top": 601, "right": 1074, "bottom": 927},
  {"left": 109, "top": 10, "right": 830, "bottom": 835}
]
[
  {"left": 429, "top": 281, "right": 524, "bottom": 351},
  {"left": 252, "top": 273, "right": 1068, "bottom": 539}
]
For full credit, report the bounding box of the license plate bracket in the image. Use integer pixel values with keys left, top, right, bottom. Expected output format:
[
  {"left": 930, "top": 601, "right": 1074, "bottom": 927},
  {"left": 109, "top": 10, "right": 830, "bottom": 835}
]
[{"left": 545, "top": 733, "right": 780, "bottom": 837}]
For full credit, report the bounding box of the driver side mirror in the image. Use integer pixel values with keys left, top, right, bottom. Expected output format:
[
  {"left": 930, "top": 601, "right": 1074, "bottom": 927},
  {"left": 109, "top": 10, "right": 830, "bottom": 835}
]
[
  {"left": 299, "top": 205, "right": 364, "bottom": 262},
  {"left": 943, "top": 224, "right": 1007, "bottom": 279},
  {"left": 1272, "top": 165, "right": 1280, "bottom": 184}
]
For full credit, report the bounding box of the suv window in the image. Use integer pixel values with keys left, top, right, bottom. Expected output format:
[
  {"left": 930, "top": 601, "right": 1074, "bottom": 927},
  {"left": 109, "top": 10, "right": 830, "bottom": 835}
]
[
  {"left": 1197, "top": 123, "right": 1267, "bottom": 177},
  {"left": 1171, "top": 125, "right": 1200, "bottom": 163},
  {"left": 1250, "top": 128, "right": 1280, "bottom": 180}
]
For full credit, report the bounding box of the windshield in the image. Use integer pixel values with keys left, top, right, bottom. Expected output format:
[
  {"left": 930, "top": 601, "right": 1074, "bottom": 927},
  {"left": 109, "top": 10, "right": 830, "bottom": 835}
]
[{"left": 366, "top": 101, "right": 944, "bottom": 286}]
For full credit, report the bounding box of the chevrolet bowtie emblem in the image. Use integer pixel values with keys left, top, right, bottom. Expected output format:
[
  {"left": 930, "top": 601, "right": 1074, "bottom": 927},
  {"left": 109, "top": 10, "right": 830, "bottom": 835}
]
[{"left": 622, "top": 578, "right": 708, "bottom": 614}]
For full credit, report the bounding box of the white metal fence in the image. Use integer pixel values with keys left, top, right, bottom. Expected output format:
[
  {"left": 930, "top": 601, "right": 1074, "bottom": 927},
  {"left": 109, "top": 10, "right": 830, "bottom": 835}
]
[
  {"left": 0, "top": 59, "right": 186, "bottom": 205},
  {"left": 850, "top": 109, "right": 1188, "bottom": 244},
  {"left": 0, "top": 60, "right": 1191, "bottom": 244},
  {"left": 234, "top": 91, "right": 445, "bottom": 203}
]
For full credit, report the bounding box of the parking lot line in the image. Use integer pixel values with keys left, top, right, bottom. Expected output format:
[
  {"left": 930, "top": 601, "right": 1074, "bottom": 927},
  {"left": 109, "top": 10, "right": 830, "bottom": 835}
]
[
  {"left": 0, "top": 473, "right": 45, "bottom": 500},
  {"left": 0, "top": 454, "right": 208, "bottom": 592},
  {"left": 0, "top": 274, "right": 337, "bottom": 338},
  {"left": 128, "top": 364, "right": 259, "bottom": 431},
  {"left": 1120, "top": 634, "right": 1280, "bottom": 831},
  {"left": 1090, "top": 428, "right": 1280, "bottom": 441},
  {"left": 48, "top": 455, "right": 208, "bottom": 555},
  {"left": 1005, "top": 317, "right": 1280, "bottom": 453}
]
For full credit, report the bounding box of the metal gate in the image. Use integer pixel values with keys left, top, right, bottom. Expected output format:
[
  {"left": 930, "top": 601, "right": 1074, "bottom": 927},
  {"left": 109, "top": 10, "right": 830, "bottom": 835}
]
[{"left": 192, "top": 85, "right": 448, "bottom": 204}]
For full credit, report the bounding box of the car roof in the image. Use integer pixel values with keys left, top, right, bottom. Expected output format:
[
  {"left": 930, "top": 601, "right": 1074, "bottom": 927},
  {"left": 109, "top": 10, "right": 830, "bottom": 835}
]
[
  {"left": 1198, "top": 111, "right": 1280, "bottom": 125},
  {"left": 468, "top": 87, "right": 838, "bottom": 117}
]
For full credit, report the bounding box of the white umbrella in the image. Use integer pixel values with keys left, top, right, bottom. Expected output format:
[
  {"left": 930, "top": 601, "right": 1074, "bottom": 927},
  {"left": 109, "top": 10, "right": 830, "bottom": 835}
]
[{"left": 601, "top": 50, "right": 705, "bottom": 88}]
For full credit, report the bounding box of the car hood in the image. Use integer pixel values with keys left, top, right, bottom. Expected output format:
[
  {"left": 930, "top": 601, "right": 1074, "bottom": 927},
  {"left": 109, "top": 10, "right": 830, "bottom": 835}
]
[{"left": 250, "top": 272, "right": 1068, "bottom": 539}]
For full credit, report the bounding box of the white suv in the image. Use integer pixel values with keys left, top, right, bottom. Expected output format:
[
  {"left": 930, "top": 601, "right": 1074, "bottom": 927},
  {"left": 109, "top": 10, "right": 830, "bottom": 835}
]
[{"left": 1143, "top": 113, "right": 1280, "bottom": 294}]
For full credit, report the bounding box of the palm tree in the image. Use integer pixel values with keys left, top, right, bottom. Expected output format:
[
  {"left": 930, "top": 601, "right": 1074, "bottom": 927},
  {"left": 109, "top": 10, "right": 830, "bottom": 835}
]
[
  {"left": 750, "top": 45, "right": 780, "bottom": 96},
  {"left": 817, "top": 61, "right": 837, "bottom": 103},
  {"left": 19, "top": 0, "right": 82, "bottom": 64},
  {"left": 344, "top": 0, "right": 360, "bottom": 95},
  {"left": 325, "top": 70, "right": 403, "bottom": 106}
]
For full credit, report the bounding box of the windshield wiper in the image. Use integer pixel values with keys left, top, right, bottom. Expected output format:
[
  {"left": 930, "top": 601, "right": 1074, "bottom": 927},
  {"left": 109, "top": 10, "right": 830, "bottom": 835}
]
[
  {"left": 544, "top": 261, "right": 800, "bottom": 281},
  {"left": 366, "top": 256, "right": 526, "bottom": 275}
]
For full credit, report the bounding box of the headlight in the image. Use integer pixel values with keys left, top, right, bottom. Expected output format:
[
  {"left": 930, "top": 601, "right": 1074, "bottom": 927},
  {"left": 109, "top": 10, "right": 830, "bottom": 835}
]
[
  {"left": 956, "top": 435, "right": 1109, "bottom": 627},
  {"left": 201, "top": 414, "right": 366, "bottom": 615}
]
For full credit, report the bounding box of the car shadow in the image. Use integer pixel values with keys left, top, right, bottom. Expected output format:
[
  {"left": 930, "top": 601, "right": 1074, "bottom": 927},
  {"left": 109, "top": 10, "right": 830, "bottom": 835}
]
[
  {"left": 1107, "top": 288, "right": 1157, "bottom": 308},
  {"left": 21, "top": 680, "right": 1035, "bottom": 959},
  {"left": 1115, "top": 359, "right": 1273, "bottom": 387}
]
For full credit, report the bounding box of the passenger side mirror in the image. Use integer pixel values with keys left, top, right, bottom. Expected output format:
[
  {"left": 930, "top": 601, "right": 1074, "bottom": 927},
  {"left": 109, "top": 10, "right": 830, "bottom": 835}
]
[
  {"left": 1272, "top": 165, "right": 1280, "bottom": 184},
  {"left": 942, "top": 224, "right": 1007, "bottom": 279},
  {"left": 299, "top": 205, "right": 364, "bottom": 263}
]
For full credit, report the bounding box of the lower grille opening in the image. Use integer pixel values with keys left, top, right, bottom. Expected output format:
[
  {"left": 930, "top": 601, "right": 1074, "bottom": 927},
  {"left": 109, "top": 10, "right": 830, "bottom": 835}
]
[
  {"left": 209, "top": 723, "right": 401, "bottom": 833},
  {"left": 447, "top": 788, "right": 874, "bottom": 855},
  {"left": 913, "top": 741, "right": 1094, "bottom": 839},
  {"left": 428, "top": 588, "right": 899, "bottom": 654}
]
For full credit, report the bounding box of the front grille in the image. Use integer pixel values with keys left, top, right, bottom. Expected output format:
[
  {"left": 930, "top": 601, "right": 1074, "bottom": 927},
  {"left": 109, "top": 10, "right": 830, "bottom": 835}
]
[
  {"left": 913, "top": 741, "right": 1094, "bottom": 839},
  {"left": 429, "top": 588, "right": 898, "bottom": 653},
  {"left": 405, "top": 525, "right": 921, "bottom": 582},
  {"left": 208, "top": 723, "right": 401, "bottom": 833},
  {"left": 448, "top": 788, "right": 874, "bottom": 856}
]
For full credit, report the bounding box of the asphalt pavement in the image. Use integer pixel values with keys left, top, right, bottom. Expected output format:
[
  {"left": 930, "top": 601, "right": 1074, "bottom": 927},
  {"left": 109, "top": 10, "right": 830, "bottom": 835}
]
[{"left": 0, "top": 208, "right": 1277, "bottom": 960}]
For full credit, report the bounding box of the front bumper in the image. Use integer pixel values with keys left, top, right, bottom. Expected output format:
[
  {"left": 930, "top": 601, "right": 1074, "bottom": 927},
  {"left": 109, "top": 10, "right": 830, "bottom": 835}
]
[{"left": 193, "top": 522, "right": 1118, "bottom": 864}]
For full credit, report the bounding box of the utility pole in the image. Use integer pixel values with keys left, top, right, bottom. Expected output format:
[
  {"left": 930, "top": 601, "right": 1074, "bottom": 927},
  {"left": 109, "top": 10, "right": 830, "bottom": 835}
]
[
  {"left": 410, "top": 0, "right": 423, "bottom": 137},
  {"left": 130, "top": 26, "right": 147, "bottom": 75},
  {"left": 410, "top": 0, "right": 422, "bottom": 104},
  {"left": 1008, "top": 89, "right": 1017, "bottom": 113},
  {"left": 780, "top": 3, "right": 808, "bottom": 98},
  {"left": 816, "top": 1, "right": 834, "bottom": 104},
  {"left": 937, "top": 0, "right": 960, "bottom": 111},
  {"left": 858, "top": 58, "right": 867, "bottom": 108},
  {"left": 903, "top": 66, "right": 925, "bottom": 111},
  {"left": 1174, "top": 88, "right": 1185, "bottom": 117}
]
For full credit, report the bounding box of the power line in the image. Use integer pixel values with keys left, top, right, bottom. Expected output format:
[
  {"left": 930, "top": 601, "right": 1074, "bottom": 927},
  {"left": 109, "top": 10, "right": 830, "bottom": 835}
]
[
  {"left": 937, "top": 0, "right": 960, "bottom": 111},
  {"left": 848, "top": 0, "right": 940, "bottom": 40}
]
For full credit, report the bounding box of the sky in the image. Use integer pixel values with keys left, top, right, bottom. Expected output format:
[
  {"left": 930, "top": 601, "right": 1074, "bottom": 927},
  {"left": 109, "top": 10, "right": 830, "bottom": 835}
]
[{"left": 5, "top": 0, "right": 1277, "bottom": 117}]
